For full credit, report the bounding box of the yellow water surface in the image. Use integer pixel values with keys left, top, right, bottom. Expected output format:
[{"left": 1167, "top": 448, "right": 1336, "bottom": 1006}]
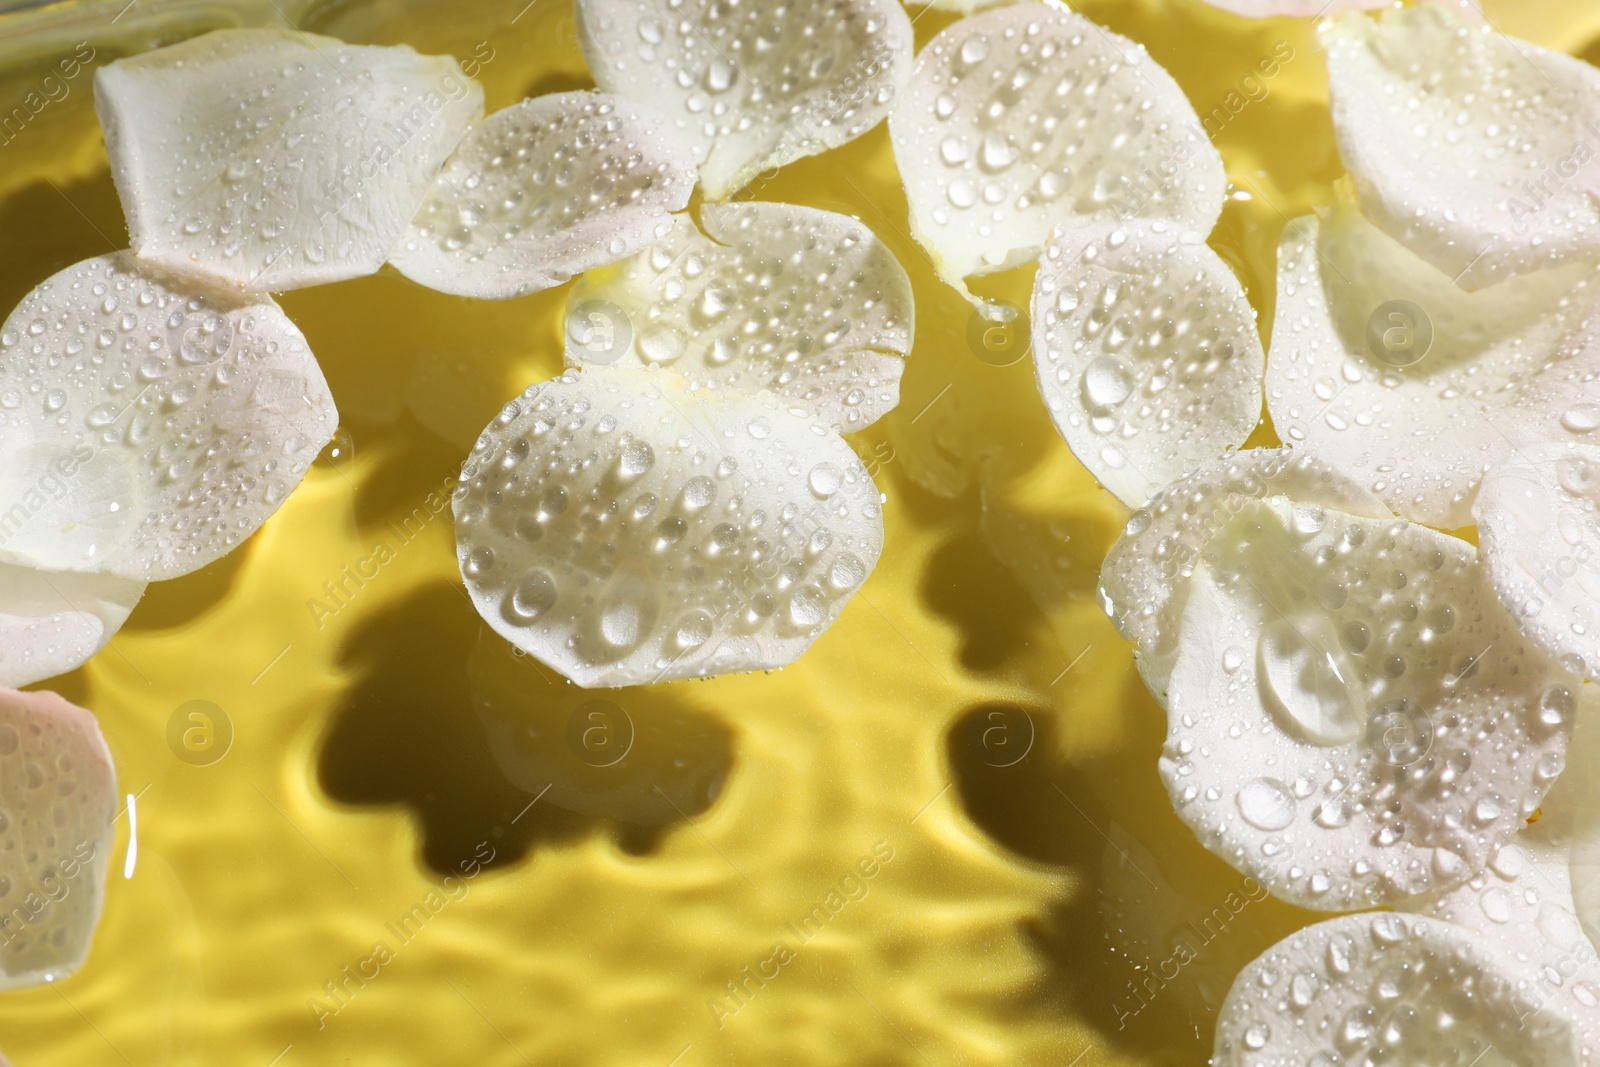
[{"left": 0, "top": 0, "right": 1594, "bottom": 1064}]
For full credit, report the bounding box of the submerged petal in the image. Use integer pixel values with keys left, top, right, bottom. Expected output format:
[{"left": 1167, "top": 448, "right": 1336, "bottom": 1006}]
[
  {"left": 889, "top": 4, "right": 1224, "bottom": 306},
  {"left": 0, "top": 688, "right": 117, "bottom": 990},
  {"left": 1163, "top": 497, "right": 1575, "bottom": 909},
  {"left": 566, "top": 202, "right": 914, "bottom": 433},
  {"left": 0, "top": 564, "right": 144, "bottom": 687},
  {"left": 1031, "top": 219, "right": 1264, "bottom": 507},
  {"left": 0, "top": 253, "right": 338, "bottom": 581},
  {"left": 390, "top": 91, "right": 696, "bottom": 300},
  {"left": 454, "top": 367, "right": 883, "bottom": 687},
  {"left": 1325, "top": 5, "right": 1600, "bottom": 288},
  {"left": 576, "top": 0, "right": 913, "bottom": 199},
  {"left": 95, "top": 28, "right": 482, "bottom": 292},
  {"left": 1266, "top": 205, "right": 1600, "bottom": 528}
]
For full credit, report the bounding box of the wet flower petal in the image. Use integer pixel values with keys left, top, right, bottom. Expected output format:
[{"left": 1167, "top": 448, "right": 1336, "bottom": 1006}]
[
  {"left": 566, "top": 201, "right": 914, "bottom": 433},
  {"left": 1475, "top": 444, "right": 1600, "bottom": 681},
  {"left": 1099, "top": 447, "right": 1389, "bottom": 703},
  {"left": 576, "top": 0, "right": 913, "bottom": 199},
  {"left": 95, "top": 28, "right": 482, "bottom": 292},
  {"left": 390, "top": 91, "right": 696, "bottom": 300},
  {"left": 889, "top": 4, "right": 1224, "bottom": 307},
  {"left": 0, "top": 687, "right": 117, "bottom": 990},
  {"left": 1031, "top": 219, "right": 1264, "bottom": 507},
  {"left": 0, "top": 564, "right": 144, "bottom": 687},
  {"left": 1215, "top": 911, "right": 1580, "bottom": 1066},
  {"left": 1325, "top": 4, "right": 1600, "bottom": 288},
  {"left": 1163, "top": 496, "right": 1575, "bottom": 909},
  {"left": 1266, "top": 203, "right": 1600, "bottom": 528},
  {"left": 454, "top": 367, "right": 883, "bottom": 687},
  {"left": 0, "top": 253, "right": 338, "bottom": 581}
]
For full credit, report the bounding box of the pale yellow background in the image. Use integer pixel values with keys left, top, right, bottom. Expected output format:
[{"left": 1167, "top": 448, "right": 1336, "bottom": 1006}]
[{"left": 0, "top": 0, "right": 1591, "bottom": 1064}]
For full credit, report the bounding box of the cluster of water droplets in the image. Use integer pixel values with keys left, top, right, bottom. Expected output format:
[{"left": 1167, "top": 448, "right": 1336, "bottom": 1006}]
[
  {"left": 1266, "top": 205, "right": 1600, "bottom": 530},
  {"left": 1098, "top": 449, "right": 1392, "bottom": 698},
  {"left": 568, "top": 203, "right": 913, "bottom": 433},
  {"left": 578, "top": 0, "right": 912, "bottom": 196},
  {"left": 1325, "top": 4, "right": 1600, "bottom": 286},
  {"left": 890, "top": 4, "right": 1223, "bottom": 285},
  {"left": 392, "top": 91, "right": 694, "bottom": 299},
  {"left": 1162, "top": 496, "right": 1576, "bottom": 909},
  {"left": 100, "top": 29, "right": 481, "bottom": 291},
  {"left": 0, "top": 254, "right": 335, "bottom": 580},
  {"left": 453, "top": 368, "right": 883, "bottom": 686},
  {"left": 0, "top": 694, "right": 115, "bottom": 988},
  {"left": 1217, "top": 912, "right": 1572, "bottom": 1067},
  {"left": 1032, "top": 220, "right": 1263, "bottom": 505}
]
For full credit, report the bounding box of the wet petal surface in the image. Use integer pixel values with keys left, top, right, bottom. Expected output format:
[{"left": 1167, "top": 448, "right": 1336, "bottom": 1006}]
[
  {"left": 96, "top": 28, "right": 482, "bottom": 292},
  {"left": 1031, "top": 219, "right": 1264, "bottom": 507},
  {"left": 0, "top": 253, "right": 338, "bottom": 581},
  {"left": 390, "top": 91, "right": 696, "bottom": 300},
  {"left": 1164, "top": 497, "right": 1575, "bottom": 909},
  {"left": 1215, "top": 911, "right": 1580, "bottom": 1066},
  {"left": 1099, "top": 447, "right": 1390, "bottom": 702},
  {"left": 890, "top": 4, "right": 1225, "bottom": 305},
  {"left": 0, "top": 688, "right": 117, "bottom": 990},
  {"left": 1266, "top": 205, "right": 1600, "bottom": 528},
  {"left": 576, "top": 0, "right": 913, "bottom": 199},
  {"left": 567, "top": 202, "right": 914, "bottom": 433},
  {"left": 453, "top": 367, "right": 883, "bottom": 687},
  {"left": 1326, "top": 5, "right": 1600, "bottom": 288},
  {"left": 0, "top": 564, "right": 144, "bottom": 688}
]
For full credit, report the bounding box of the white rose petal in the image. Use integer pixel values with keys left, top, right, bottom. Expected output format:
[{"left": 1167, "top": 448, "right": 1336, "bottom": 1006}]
[
  {"left": 566, "top": 202, "right": 914, "bottom": 433},
  {"left": 1099, "top": 448, "right": 1389, "bottom": 703},
  {"left": 0, "top": 564, "right": 144, "bottom": 687},
  {"left": 95, "top": 28, "right": 482, "bottom": 292},
  {"left": 889, "top": 4, "right": 1225, "bottom": 308},
  {"left": 1475, "top": 445, "right": 1600, "bottom": 680},
  {"left": 390, "top": 91, "right": 696, "bottom": 300},
  {"left": 1214, "top": 911, "right": 1580, "bottom": 1066},
  {"left": 0, "top": 688, "right": 117, "bottom": 990},
  {"left": 454, "top": 367, "right": 883, "bottom": 687},
  {"left": 1325, "top": 4, "right": 1600, "bottom": 289},
  {"left": 1031, "top": 219, "right": 1264, "bottom": 507},
  {"left": 1267, "top": 204, "right": 1600, "bottom": 528},
  {"left": 576, "top": 0, "right": 913, "bottom": 200},
  {"left": 1163, "top": 496, "right": 1575, "bottom": 909},
  {"left": 0, "top": 253, "right": 338, "bottom": 581}
]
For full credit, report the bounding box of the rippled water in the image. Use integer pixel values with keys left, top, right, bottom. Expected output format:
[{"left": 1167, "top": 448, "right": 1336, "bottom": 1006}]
[{"left": 1, "top": 0, "right": 1597, "bottom": 1064}]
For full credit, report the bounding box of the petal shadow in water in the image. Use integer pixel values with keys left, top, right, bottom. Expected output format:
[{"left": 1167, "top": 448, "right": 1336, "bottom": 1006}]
[
  {"left": 317, "top": 582, "right": 735, "bottom": 874},
  {"left": 948, "top": 696, "right": 1320, "bottom": 1065}
]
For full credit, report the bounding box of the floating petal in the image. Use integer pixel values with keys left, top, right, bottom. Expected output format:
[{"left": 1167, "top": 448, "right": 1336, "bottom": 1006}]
[
  {"left": 567, "top": 202, "right": 914, "bottom": 433},
  {"left": 1325, "top": 4, "right": 1600, "bottom": 288},
  {"left": 1214, "top": 912, "right": 1579, "bottom": 1066},
  {"left": 454, "top": 367, "right": 883, "bottom": 687},
  {"left": 576, "top": 0, "right": 913, "bottom": 199},
  {"left": 0, "top": 253, "right": 338, "bottom": 580},
  {"left": 1032, "top": 219, "right": 1264, "bottom": 507},
  {"left": 95, "top": 28, "right": 482, "bottom": 292},
  {"left": 889, "top": 4, "right": 1225, "bottom": 305},
  {"left": 0, "top": 688, "right": 117, "bottom": 990},
  {"left": 1266, "top": 204, "right": 1600, "bottom": 528},
  {"left": 1099, "top": 447, "right": 1389, "bottom": 702},
  {"left": 1164, "top": 496, "right": 1575, "bottom": 909},
  {"left": 390, "top": 91, "right": 696, "bottom": 300},
  {"left": 0, "top": 564, "right": 144, "bottom": 687}
]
